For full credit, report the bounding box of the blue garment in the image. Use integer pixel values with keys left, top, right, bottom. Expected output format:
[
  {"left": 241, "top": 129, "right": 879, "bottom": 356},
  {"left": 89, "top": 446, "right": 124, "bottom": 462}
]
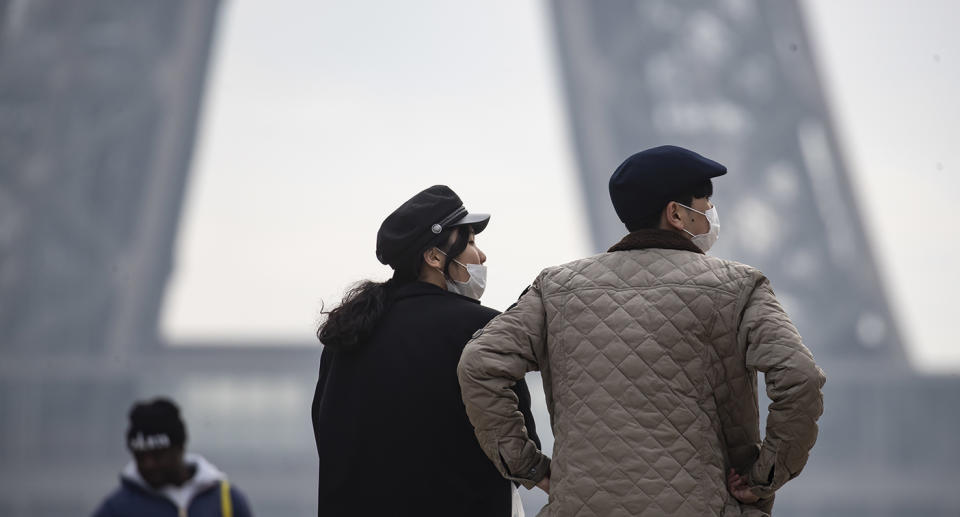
[{"left": 92, "top": 456, "right": 253, "bottom": 517}]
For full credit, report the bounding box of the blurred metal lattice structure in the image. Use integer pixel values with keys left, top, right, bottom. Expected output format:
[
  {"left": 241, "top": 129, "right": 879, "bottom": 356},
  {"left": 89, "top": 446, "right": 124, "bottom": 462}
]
[
  {"left": 550, "top": 0, "right": 960, "bottom": 515},
  {"left": 0, "top": 2, "right": 306, "bottom": 516},
  {"left": 0, "top": 0, "right": 217, "bottom": 358},
  {"left": 1, "top": 1, "right": 957, "bottom": 516},
  {"left": 0, "top": 1, "right": 322, "bottom": 512},
  {"left": 551, "top": 0, "right": 903, "bottom": 364}
]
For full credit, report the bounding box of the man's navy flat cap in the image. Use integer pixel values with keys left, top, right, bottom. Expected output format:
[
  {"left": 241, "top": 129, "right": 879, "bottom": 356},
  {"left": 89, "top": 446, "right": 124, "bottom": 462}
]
[
  {"left": 609, "top": 145, "right": 727, "bottom": 227},
  {"left": 376, "top": 185, "right": 489, "bottom": 269}
]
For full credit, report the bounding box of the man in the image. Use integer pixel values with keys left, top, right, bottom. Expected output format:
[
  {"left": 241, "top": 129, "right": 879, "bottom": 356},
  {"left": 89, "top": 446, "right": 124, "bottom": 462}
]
[
  {"left": 458, "top": 145, "right": 825, "bottom": 516},
  {"left": 92, "top": 397, "right": 254, "bottom": 517}
]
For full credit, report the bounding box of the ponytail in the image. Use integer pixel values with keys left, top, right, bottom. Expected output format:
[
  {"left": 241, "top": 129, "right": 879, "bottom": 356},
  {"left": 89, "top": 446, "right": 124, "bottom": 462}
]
[
  {"left": 317, "top": 279, "right": 394, "bottom": 350},
  {"left": 317, "top": 225, "right": 471, "bottom": 350}
]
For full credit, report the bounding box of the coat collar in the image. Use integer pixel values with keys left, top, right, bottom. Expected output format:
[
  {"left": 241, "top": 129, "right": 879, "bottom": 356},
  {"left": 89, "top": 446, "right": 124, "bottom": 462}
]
[
  {"left": 390, "top": 280, "right": 480, "bottom": 304},
  {"left": 608, "top": 229, "right": 704, "bottom": 254}
]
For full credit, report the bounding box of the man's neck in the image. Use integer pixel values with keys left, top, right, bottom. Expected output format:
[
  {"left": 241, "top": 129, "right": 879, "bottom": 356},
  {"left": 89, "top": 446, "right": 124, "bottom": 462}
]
[
  {"left": 608, "top": 228, "right": 703, "bottom": 254},
  {"left": 169, "top": 462, "right": 197, "bottom": 487}
]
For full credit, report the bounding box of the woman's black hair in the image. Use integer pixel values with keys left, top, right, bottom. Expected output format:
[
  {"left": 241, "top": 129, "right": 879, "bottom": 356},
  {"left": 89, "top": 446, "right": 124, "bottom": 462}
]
[
  {"left": 317, "top": 226, "right": 473, "bottom": 351},
  {"left": 628, "top": 179, "right": 713, "bottom": 230}
]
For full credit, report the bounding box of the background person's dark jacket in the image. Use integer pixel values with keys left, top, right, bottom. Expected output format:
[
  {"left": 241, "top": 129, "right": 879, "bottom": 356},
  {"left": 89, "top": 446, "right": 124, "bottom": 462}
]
[
  {"left": 91, "top": 454, "right": 253, "bottom": 517},
  {"left": 312, "top": 281, "right": 541, "bottom": 517}
]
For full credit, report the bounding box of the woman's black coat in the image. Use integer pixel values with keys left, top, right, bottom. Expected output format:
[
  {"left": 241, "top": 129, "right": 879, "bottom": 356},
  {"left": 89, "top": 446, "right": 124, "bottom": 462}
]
[{"left": 311, "top": 281, "right": 541, "bottom": 517}]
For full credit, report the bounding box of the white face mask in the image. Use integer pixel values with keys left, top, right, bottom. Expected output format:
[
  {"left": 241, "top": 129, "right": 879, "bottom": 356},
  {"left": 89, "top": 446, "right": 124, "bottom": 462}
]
[
  {"left": 436, "top": 249, "right": 487, "bottom": 300},
  {"left": 677, "top": 203, "right": 720, "bottom": 252}
]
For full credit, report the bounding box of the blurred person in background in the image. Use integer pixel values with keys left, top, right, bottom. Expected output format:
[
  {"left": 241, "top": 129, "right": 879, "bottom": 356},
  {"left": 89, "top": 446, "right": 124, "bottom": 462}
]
[
  {"left": 458, "top": 146, "right": 825, "bottom": 516},
  {"left": 91, "top": 397, "right": 253, "bottom": 517},
  {"left": 312, "top": 185, "right": 542, "bottom": 517}
]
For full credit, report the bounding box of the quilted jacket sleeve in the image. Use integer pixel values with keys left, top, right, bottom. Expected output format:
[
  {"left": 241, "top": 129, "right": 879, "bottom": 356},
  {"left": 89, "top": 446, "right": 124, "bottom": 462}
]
[
  {"left": 457, "top": 276, "right": 551, "bottom": 489},
  {"left": 737, "top": 274, "right": 826, "bottom": 500}
]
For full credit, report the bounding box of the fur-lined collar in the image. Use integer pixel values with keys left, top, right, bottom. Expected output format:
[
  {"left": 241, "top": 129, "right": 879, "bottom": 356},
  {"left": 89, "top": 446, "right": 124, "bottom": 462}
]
[{"left": 608, "top": 229, "right": 703, "bottom": 254}]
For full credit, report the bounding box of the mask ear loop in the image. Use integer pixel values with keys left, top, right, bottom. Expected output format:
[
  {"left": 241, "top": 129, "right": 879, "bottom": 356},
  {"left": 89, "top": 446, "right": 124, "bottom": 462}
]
[
  {"left": 433, "top": 247, "right": 454, "bottom": 279},
  {"left": 435, "top": 248, "right": 470, "bottom": 280},
  {"left": 674, "top": 204, "right": 694, "bottom": 237},
  {"left": 673, "top": 205, "right": 687, "bottom": 230},
  {"left": 676, "top": 203, "right": 709, "bottom": 235}
]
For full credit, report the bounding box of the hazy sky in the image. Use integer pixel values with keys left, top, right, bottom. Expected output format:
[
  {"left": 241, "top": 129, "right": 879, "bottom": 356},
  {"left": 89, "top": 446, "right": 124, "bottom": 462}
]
[{"left": 161, "top": 0, "right": 959, "bottom": 371}]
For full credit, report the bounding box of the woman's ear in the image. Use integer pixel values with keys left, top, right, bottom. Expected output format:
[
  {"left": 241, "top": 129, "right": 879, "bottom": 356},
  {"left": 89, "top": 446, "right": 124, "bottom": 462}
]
[{"left": 422, "top": 248, "right": 444, "bottom": 270}]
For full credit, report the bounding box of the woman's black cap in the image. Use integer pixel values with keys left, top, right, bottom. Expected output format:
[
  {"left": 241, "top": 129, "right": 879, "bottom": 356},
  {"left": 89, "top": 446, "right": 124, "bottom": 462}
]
[
  {"left": 608, "top": 145, "right": 727, "bottom": 227},
  {"left": 376, "top": 185, "right": 489, "bottom": 269}
]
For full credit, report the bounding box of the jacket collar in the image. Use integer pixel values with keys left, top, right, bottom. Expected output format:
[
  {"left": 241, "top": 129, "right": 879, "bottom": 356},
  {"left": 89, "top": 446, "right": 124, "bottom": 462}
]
[
  {"left": 608, "top": 229, "right": 704, "bottom": 254},
  {"left": 120, "top": 453, "right": 225, "bottom": 504},
  {"left": 390, "top": 280, "right": 480, "bottom": 304}
]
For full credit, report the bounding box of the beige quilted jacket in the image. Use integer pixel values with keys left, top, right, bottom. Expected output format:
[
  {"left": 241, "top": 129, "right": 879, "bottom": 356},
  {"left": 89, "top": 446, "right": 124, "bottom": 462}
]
[{"left": 458, "top": 230, "right": 825, "bottom": 516}]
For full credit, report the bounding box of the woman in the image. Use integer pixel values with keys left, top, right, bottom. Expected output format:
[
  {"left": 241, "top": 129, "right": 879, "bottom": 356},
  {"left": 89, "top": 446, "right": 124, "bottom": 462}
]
[{"left": 312, "top": 185, "right": 541, "bottom": 517}]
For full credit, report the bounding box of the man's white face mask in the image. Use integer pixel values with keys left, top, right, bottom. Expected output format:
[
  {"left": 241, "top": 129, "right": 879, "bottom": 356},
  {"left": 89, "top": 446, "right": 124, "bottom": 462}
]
[
  {"left": 436, "top": 249, "right": 487, "bottom": 300},
  {"left": 677, "top": 203, "right": 720, "bottom": 252}
]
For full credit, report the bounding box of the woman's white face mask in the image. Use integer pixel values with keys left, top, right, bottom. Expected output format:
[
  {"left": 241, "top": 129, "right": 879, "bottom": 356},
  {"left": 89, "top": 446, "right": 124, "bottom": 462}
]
[
  {"left": 677, "top": 203, "right": 720, "bottom": 252},
  {"left": 436, "top": 249, "right": 487, "bottom": 300}
]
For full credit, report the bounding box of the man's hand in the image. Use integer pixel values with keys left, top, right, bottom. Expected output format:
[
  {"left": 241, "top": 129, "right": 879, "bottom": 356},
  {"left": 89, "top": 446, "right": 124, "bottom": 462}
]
[
  {"left": 727, "top": 469, "right": 759, "bottom": 504},
  {"left": 536, "top": 476, "right": 550, "bottom": 494}
]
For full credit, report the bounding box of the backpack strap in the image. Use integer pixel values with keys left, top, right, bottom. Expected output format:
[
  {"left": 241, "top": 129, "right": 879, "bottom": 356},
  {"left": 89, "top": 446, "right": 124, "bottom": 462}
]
[{"left": 220, "top": 479, "right": 233, "bottom": 517}]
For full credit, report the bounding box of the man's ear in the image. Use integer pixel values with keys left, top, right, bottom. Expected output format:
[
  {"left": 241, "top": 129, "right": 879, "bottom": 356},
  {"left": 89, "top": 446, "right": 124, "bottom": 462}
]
[{"left": 664, "top": 201, "right": 685, "bottom": 231}]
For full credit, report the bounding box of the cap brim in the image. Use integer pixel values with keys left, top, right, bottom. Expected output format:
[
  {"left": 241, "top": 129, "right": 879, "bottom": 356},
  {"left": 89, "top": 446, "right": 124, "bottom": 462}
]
[{"left": 451, "top": 212, "right": 490, "bottom": 234}]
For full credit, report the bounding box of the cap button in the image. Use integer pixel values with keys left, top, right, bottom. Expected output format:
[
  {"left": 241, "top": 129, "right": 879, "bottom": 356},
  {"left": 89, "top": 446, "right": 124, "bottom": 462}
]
[{"left": 431, "top": 224, "right": 442, "bottom": 234}]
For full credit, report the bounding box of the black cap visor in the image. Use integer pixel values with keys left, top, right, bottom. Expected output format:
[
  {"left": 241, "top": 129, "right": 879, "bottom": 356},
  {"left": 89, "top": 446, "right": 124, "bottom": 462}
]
[{"left": 451, "top": 212, "right": 490, "bottom": 234}]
